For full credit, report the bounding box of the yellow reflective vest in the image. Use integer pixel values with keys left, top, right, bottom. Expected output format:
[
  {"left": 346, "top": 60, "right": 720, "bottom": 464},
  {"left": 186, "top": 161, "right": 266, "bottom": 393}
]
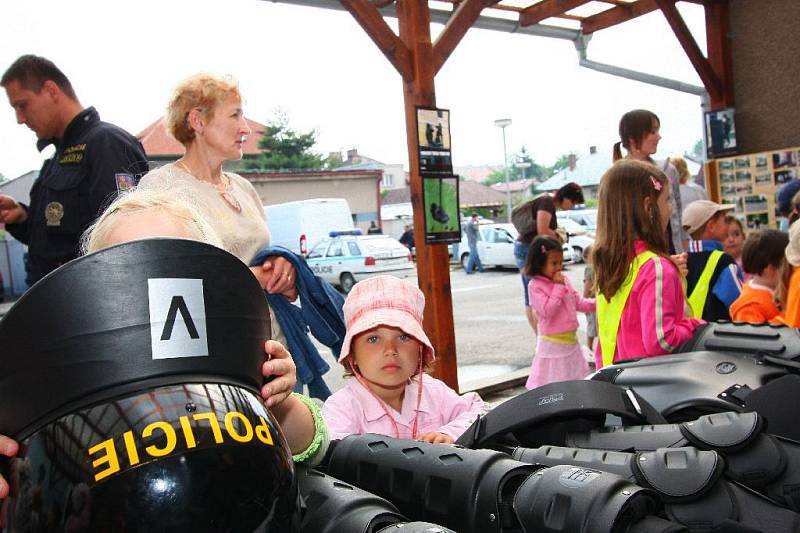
[
  {"left": 596, "top": 251, "right": 658, "bottom": 368},
  {"left": 686, "top": 250, "right": 724, "bottom": 319}
]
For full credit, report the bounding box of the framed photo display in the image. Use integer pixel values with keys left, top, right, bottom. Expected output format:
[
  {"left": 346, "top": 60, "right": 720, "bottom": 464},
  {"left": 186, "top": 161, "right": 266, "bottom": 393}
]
[
  {"left": 708, "top": 145, "right": 800, "bottom": 231},
  {"left": 422, "top": 175, "right": 461, "bottom": 244}
]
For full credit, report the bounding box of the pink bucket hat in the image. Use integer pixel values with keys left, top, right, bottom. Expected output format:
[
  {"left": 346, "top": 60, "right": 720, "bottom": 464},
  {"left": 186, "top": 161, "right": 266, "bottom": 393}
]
[{"left": 338, "top": 275, "right": 435, "bottom": 364}]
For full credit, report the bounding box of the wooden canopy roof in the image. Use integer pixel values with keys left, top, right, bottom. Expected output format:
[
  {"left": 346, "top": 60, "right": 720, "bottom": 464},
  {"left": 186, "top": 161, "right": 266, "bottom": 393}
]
[{"left": 272, "top": 0, "right": 733, "bottom": 391}]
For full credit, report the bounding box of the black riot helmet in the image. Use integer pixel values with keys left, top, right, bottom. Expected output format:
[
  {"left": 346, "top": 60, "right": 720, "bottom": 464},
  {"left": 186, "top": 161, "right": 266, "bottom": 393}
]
[{"left": 0, "top": 238, "right": 298, "bottom": 531}]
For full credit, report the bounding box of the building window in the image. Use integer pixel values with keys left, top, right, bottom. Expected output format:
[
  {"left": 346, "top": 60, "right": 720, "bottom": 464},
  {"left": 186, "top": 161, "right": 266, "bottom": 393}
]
[{"left": 382, "top": 174, "right": 394, "bottom": 187}]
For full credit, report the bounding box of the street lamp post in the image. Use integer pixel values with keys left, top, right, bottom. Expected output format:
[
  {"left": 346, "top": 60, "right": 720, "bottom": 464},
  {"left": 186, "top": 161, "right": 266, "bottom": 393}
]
[{"left": 494, "top": 118, "right": 512, "bottom": 222}]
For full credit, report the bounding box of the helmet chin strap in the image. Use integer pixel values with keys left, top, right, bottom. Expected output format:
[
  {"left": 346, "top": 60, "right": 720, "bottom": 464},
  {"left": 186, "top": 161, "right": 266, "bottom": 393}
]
[{"left": 348, "top": 345, "right": 425, "bottom": 440}]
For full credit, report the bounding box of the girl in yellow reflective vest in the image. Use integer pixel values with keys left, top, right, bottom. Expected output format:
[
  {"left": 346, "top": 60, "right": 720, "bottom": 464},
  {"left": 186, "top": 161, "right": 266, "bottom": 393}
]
[{"left": 593, "top": 160, "right": 704, "bottom": 369}]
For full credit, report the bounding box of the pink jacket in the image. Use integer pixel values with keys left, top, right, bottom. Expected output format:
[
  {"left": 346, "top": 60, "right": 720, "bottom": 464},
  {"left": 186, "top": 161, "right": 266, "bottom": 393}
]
[
  {"left": 322, "top": 375, "right": 487, "bottom": 440},
  {"left": 597, "top": 241, "right": 705, "bottom": 366},
  {"left": 529, "top": 275, "right": 595, "bottom": 335}
]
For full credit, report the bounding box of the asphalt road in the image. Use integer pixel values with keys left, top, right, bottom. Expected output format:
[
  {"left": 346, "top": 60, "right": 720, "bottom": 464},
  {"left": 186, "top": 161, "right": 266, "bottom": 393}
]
[{"left": 314, "top": 261, "right": 591, "bottom": 395}]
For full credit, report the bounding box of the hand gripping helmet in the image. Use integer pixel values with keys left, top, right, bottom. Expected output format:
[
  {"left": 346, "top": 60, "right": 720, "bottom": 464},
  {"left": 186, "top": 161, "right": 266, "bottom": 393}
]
[{"left": 0, "top": 239, "right": 298, "bottom": 531}]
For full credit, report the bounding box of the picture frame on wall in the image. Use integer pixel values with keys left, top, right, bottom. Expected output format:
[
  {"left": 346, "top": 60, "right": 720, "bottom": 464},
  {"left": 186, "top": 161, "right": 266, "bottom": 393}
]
[
  {"left": 416, "top": 106, "right": 453, "bottom": 176},
  {"left": 705, "top": 107, "right": 737, "bottom": 158}
]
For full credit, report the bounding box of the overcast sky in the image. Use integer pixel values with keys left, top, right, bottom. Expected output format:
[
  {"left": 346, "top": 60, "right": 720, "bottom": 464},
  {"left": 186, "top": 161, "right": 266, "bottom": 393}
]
[{"left": 0, "top": 0, "right": 707, "bottom": 179}]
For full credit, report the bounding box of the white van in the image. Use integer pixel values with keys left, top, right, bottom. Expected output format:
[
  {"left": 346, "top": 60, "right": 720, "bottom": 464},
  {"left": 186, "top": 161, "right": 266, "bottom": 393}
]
[{"left": 264, "top": 198, "right": 354, "bottom": 255}]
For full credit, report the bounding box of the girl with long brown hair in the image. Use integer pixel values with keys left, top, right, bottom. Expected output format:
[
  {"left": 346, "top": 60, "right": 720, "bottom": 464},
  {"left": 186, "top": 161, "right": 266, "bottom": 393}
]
[
  {"left": 614, "top": 109, "right": 685, "bottom": 253},
  {"left": 593, "top": 160, "right": 703, "bottom": 368}
]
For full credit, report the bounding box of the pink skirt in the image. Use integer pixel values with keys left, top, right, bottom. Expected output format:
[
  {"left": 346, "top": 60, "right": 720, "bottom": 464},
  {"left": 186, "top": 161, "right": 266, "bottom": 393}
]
[{"left": 526, "top": 337, "right": 591, "bottom": 390}]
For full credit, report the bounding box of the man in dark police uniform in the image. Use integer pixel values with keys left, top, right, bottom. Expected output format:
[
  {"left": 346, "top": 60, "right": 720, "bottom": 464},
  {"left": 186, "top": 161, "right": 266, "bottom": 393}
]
[{"left": 0, "top": 54, "right": 148, "bottom": 286}]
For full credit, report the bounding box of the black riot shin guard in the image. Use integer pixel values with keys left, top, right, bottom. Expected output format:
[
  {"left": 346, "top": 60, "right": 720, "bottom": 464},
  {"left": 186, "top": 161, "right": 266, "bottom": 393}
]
[
  {"left": 325, "top": 434, "right": 538, "bottom": 533},
  {"left": 324, "top": 435, "right": 679, "bottom": 533},
  {"left": 297, "top": 467, "right": 456, "bottom": 533},
  {"left": 509, "top": 445, "right": 800, "bottom": 532},
  {"left": 512, "top": 464, "right": 669, "bottom": 533},
  {"left": 564, "top": 411, "right": 800, "bottom": 513},
  {"left": 297, "top": 468, "right": 405, "bottom": 533},
  {"left": 456, "top": 380, "right": 666, "bottom": 450}
]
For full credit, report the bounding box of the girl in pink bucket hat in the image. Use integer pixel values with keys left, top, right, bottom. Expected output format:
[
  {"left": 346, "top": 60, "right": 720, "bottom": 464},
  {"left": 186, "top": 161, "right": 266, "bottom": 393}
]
[{"left": 322, "top": 275, "right": 487, "bottom": 444}]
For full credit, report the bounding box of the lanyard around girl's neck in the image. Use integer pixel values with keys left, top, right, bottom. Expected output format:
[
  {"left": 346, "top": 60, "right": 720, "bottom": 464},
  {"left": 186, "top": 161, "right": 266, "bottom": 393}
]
[{"left": 350, "top": 348, "right": 425, "bottom": 439}]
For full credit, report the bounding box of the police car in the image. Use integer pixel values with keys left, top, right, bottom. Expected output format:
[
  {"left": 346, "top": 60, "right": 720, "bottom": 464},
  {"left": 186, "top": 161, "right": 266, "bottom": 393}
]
[{"left": 306, "top": 230, "right": 416, "bottom": 293}]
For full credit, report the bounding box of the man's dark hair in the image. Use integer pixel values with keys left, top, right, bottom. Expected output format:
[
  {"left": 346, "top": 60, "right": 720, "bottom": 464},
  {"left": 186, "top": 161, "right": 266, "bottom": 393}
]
[
  {"left": 741, "top": 229, "right": 789, "bottom": 275},
  {"left": 1, "top": 54, "right": 77, "bottom": 100}
]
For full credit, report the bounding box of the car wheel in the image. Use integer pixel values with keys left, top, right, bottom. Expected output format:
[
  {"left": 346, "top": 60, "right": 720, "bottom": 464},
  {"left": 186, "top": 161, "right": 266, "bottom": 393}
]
[
  {"left": 340, "top": 273, "right": 356, "bottom": 294},
  {"left": 572, "top": 246, "right": 584, "bottom": 264},
  {"left": 460, "top": 253, "right": 470, "bottom": 271}
]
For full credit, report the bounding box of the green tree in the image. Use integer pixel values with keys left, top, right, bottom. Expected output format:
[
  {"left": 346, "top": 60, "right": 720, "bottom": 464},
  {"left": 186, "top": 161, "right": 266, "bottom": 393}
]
[
  {"left": 692, "top": 139, "right": 704, "bottom": 159},
  {"left": 546, "top": 153, "right": 577, "bottom": 176},
  {"left": 239, "top": 110, "right": 326, "bottom": 171},
  {"left": 482, "top": 146, "right": 546, "bottom": 186}
]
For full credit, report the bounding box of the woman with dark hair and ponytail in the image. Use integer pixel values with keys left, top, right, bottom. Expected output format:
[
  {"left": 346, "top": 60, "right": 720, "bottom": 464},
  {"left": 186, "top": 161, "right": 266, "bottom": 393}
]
[
  {"left": 511, "top": 182, "right": 585, "bottom": 334},
  {"left": 614, "top": 109, "right": 685, "bottom": 254}
]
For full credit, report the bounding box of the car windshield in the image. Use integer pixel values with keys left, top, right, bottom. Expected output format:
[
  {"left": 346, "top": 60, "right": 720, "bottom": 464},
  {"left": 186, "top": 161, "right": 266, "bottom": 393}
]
[
  {"left": 360, "top": 237, "right": 406, "bottom": 253},
  {"left": 559, "top": 218, "right": 585, "bottom": 234},
  {"left": 307, "top": 240, "right": 329, "bottom": 258}
]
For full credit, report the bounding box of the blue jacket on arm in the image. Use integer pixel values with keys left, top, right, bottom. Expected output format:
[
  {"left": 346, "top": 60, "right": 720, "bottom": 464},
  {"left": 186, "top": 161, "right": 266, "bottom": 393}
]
[{"left": 251, "top": 246, "right": 346, "bottom": 400}]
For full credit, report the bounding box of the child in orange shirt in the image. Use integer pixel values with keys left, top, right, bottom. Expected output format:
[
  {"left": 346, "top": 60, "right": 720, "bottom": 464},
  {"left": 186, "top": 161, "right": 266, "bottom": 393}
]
[{"left": 730, "top": 229, "right": 788, "bottom": 323}]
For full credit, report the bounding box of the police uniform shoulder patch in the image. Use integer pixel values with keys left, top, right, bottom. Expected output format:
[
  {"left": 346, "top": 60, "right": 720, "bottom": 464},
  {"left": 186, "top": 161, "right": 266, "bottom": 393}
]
[{"left": 115, "top": 173, "right": 135, "bottom": 192}]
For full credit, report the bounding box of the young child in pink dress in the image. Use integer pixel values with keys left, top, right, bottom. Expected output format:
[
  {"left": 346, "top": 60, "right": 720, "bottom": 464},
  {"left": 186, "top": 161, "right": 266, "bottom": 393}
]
[
  {"left": 524, "top": 236, "right": 596, "bottom": 389},
  {"left": 322, "top": 275, "right": 487, "bottom": 444}
]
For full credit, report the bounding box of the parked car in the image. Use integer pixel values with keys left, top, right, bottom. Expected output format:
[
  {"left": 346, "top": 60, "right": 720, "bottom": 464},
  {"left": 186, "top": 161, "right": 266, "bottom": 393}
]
[
  {"left": 558, "top": 208, "right": 597, "bottom": 237},
  {"left": 557, "top": 217, "right": 595, "bottom": 264},
  {"left": 305, "top": 230, "right": 416, "bottom": 293},
  {"left": 457, "top": 222, "right": 574, "bottom": 269}
]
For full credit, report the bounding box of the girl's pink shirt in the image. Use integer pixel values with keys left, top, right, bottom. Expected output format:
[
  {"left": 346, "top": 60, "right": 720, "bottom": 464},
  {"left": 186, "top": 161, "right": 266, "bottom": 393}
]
[
  {"left": 597, "top": 241, "right": 705, "bottom": 366},
  {"left": 528, "top": 275, "right": 595, "bottom": 335},
  {"left": 322, "top": 375, "right": 487, "bottom": 441}
]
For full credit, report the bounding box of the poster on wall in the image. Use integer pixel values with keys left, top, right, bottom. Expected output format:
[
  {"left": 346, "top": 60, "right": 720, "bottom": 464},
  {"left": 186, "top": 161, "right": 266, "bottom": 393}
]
[
  {"left": 416, "top": 107, "right": 453, "bottom": 175},
  {"left": 705, "top": 107, "right": 737, "bottom": 158},
  {"left": 422, "top": 175, "right": 460, "bottom": 244}
]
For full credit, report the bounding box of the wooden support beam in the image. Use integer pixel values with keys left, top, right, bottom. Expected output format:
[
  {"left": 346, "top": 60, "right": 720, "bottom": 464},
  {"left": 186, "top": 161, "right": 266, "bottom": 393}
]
[
  {"left": 520, "top": 0, "right": 591, "bottom": 27},
  {"left": 397, "top": 0, "right": 460, "bottom": 391},
  {"left": 655, "top": 0, "right": 722, "bottom": 101},
  {"left": 433, "top": 0, "right": 490, "bottom": 75},
  {"left": 581, "top": 0, "right": 658, "bottom": 34},
  {"left": 340, "top": 0, "right": 414, "bottom": 80},
  {"left": 704, "top": 0, "right": 734, "bottom": 109}
]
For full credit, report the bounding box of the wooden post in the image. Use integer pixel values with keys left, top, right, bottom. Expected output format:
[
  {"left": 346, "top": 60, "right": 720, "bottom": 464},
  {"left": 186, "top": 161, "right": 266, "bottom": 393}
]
[
  {"left": 339, "top": 0, "right": 487, "bottom": 391},
  {"left": 704, "top": 0, "right": 734, "bottom": 110},
  {"left": 655, "top": 0, "right": 723, "bottom": 103},
  {"left": 396, "top": 0, "right": 459, "bottom": 390}
]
